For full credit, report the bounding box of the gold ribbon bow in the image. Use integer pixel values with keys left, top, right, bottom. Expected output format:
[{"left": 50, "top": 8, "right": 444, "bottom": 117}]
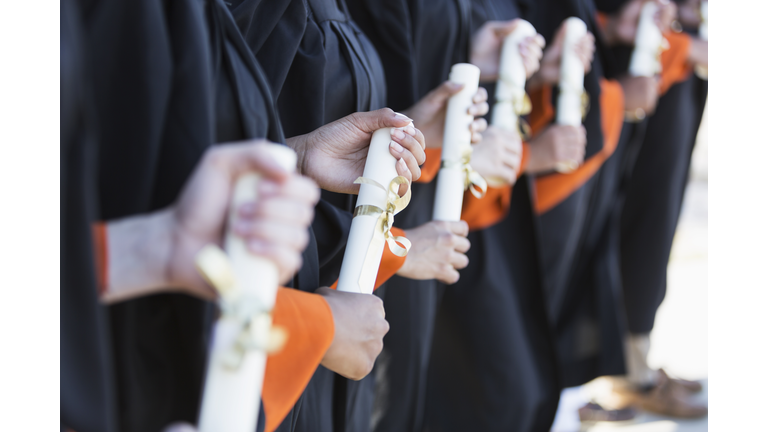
[
  {"left": 441, "top": 148, "right": 488, "bottom": 198},
  {"left": 352, "top": 176, "right": 413, "bottom": 291},
  {"left": 194, "top": 245, "right": 288, "bottom": 369}
]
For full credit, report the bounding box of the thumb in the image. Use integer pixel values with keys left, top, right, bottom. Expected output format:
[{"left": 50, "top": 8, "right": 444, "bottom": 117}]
[
  {"left": 424, "top": 81, "right": 464, "bottom": 107},
  {"left": 211, "top": 140, "right": 293, "bottom": 183},
  {"left": 552, "top": 21, "right": 568, "bottom": 49},
  {"left": 349, "top": 108, "right": 413, "bottom": 133},
  {"left": 490, "top": 19, "right": 521, "bottom": 38}
]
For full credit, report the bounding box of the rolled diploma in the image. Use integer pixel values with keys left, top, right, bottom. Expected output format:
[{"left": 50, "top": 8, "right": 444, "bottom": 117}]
[
  {"left": 629, "top": 2, "right": 663, "bottom": 77},
  {"left": 699, "top": 1, "right": 708, "bottom": 41},
  {"left": 492, "top": 20, "right": 537, "bottom": 131},
  {"left": 556, "top": 17, "right": 587, "bottom": 127},
  {"left": 198, "top": 144, "right": 297, "bottom": 432},
  {"left": 433, "top": 63, "right": 481, "bottom": 222},
  {"left": 336, "top": 127, "right": 403, "bottom": 294}
]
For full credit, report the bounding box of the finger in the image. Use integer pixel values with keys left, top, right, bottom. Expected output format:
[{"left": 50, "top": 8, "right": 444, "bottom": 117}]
[
  {"left": 470, "top": 118, "right": 488, "bottom": 135},
  {"left": 452, "top": 235, "right": 471, "bottom": 254},
  {"left": 238, "top": 198, "right": 315, "bottom": 226},
  {"left": 534, "top": 34, "right": 546, "bottom": 49},
  {"left": 238, "top": 220, "right": 311, "bottom": 251},
  {"left": 472, "top": 86, "right": 489, "bottom": 104},
  {"left": 471, "top": 131, "right": 484, "bottom": 144},
  {"left": 247, "top": 243, "right": 304, "bottom": 283},
  {"left": 397, "top": 149, "right": 422, "bottom": 186},
  {"left": 437, "top": 265, "right": 461, "bottom": 285},
  {"left": 449, "top": 250, "right": 469, "bottom": 270},
  {"left": 394, "top": 157, "right": 414, "bottom": 196},
  {"left": 257, "top": 175, "right": 321, "bottom": 204},
  {"left": 494, "top": 165, "right": 517, "bottom": 185},
  {"left": 391, "top": 128, "right": 427, "bottom": 165},
  {"left": 530, "top": 44, "right": 544, "bottom": 63},
  {"left": 578, "top": 125, "right": 587, "bottom": 143},
  {"left": 468, "top": 101, "right": 490, "bottom": 117}
]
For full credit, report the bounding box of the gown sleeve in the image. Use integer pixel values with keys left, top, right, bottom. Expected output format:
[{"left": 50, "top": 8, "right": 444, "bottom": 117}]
[
  {"left": 262, "top": 287, "right": 335, "bottom": 432},
  {"left": 91, "top": 222, "right": 109, "bottom": 296}
]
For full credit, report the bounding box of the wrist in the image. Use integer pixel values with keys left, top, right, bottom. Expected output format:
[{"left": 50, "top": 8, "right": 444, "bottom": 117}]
[
  {"left": 102, "top": 208, "right": 175, "bottom": 303},
  {"left": 286, "top": 134, "right": 310, "bottom": 177}
]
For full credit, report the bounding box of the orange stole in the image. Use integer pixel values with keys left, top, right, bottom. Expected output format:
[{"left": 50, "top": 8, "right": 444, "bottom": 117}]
[
  {"left": 418, "top": 148, "right": 443, "bottom": 183},
  {"left": 330, "top": 226, "right": 408, "bottom": 291},
  {"left": 532, "top": 79, "right": 625, "bottom": 214},
  {"left": 458, "top": 132, "right": 532, "bottom": 232},
  {"left": 659, "top": 31, "right": 693, "bottom": 95},
  {"left": 263, "top": 288, "right": 335, "bottom": 432}
]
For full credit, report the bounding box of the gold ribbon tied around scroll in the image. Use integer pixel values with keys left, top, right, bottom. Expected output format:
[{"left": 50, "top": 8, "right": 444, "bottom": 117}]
[
  {"left": 441, "top": 148, "right": 488, "bottom": 198},
  {"left": 352, "top": 176, "right": 413, "bottom": 291},
  {"left": 514, "top": 92, "right": 533, "bottom": 140},
  {"left": 194, "top": 244, "right": 288, "bottom": 369}
]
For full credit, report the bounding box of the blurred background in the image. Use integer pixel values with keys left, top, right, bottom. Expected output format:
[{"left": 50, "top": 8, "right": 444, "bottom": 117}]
[{"left": 552, "top": 100, "right": 709, "bottom": 432}]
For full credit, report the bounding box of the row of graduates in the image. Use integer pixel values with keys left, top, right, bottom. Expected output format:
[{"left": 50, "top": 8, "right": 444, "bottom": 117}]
[{"left": 61, "top": 0, "right": 708, "bottom": 430}]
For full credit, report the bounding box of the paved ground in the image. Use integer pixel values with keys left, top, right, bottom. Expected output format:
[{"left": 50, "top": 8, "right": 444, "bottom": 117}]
[{"left": 552, "top": 103, "right": 709, "bottom": 432}]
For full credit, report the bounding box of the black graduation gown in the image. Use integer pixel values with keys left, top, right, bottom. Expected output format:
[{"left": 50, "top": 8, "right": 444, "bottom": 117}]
[
  {"left": 620, "top": 73, "right": 708, "bottom": 334},
  {"left": 230, "top": 1, "right": 388, "bottom": 431},
  {"left": 346, "top": 1, "right": 472, "bottom": 431},
  {"left": 61, "top": 1, "right": 119, "bottom": 430},
  {"left": 525, "top": 0, "right": 636, "bottom": 390},
  {"left": 423, "top": 1, "right": 564, "bottom": 431},
  {"left": 83, "top": 0, "right": 295, "bottom": 430}
]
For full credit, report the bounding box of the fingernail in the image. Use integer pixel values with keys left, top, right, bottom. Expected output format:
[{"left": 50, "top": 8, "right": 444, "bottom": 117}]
[
  {"left": 406, "top": 125, "right": 416, "bottom": 136},
  {"left": 390, "top": 141, "right": 405, "bottom": 153},
  {"left": 394, "top": 112, "right": 412, "bottom": 122},
  {"left": 449, "top": 81, "right": 463, "bottom": 90},
  {"left": 468, "top": 106, "right": 477, "bottom": 116},
  {"left": 391, "top": 128, "right": 406, "bottom": 140},
  {"left": 398, "top": 158, "right": 407, "bottom": 169}
]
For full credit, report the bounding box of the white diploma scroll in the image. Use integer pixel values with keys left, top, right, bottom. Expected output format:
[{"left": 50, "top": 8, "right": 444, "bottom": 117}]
[
  {"left": 629, "top": 2, "right": 664, "bottom": 77},
  {"left": 555, "top": 17, "right": 588, "bottom": 173},
  {"left": 336, "top": 126, "right": 412, "bottom": 294},
  {"left": 197, "top": 144, "right": 297, "bottom": 432},
  {"left": 492, "top": 20, "right": 537, "bottom": 133},
  {"left": 557, "top": 17, "right": 588, "bottom": 127},
  {"left": 433, "top": 63, "right": 482, "bottom": 222}
]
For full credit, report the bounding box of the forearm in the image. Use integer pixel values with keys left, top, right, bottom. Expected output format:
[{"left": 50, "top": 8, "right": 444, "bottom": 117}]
[{"left": 102, "top": 208, "right": 174, "bottom": 304}]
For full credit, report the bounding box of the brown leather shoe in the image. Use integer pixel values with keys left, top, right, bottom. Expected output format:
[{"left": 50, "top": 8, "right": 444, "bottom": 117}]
[
  {"left": 613, "top": 370, "right": 708, "bottom": 419},
  {"left": 659, "top": 369, "right": 703, "bottom": 394},
  {"left": 578, "top": 402, "right": 636, "bottom": 423}
]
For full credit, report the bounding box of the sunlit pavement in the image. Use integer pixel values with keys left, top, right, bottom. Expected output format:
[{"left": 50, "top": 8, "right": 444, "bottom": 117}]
[{"left": 552, "top": 103, "right": 709, "bottom": 432}]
